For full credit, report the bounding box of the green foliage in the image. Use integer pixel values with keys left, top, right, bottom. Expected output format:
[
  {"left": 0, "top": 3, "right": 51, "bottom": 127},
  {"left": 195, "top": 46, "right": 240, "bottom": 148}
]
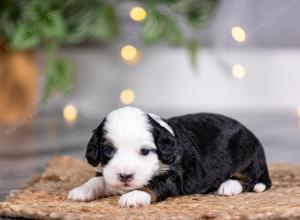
[
  {"left": 142, "top": 12, "right": 182, "bottom": 46},
  {"left": 41, "top": 14, "right": 66, "bottom": 41},
  {"left": 141, "top": 0, "right": 219, "bottom": 67},
  {"left": 177, "top": 0, "right": 219, "bottom": 27},
  {"left": 43, "top": 58, "right": 73, "bottom": 101},
  {"left": 10, "top": 25, "right": 40, "bottom": 50},
  {"left": 0, "top": 0, "right": 219, "bottom": 101},
  {"left": 90, "top": 5, "right": 118, "bottom": 41}
]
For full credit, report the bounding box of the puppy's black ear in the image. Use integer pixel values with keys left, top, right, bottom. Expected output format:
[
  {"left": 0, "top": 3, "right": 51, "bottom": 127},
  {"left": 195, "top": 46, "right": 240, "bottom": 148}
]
[
  {"left": 147, "top": 115, "right": 178, "bottom": 165},
  {"left": 85, "top": 119, "right": 106, "bottom": 167}
]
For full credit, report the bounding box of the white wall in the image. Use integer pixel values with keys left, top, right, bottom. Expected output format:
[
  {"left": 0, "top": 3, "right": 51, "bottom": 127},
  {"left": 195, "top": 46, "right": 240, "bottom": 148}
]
[{"left": 40, "top": 47, "right": 299, "bottom": 117}]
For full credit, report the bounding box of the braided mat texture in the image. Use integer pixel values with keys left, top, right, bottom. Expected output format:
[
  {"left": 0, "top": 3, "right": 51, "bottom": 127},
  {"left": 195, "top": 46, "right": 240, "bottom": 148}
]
[{"left": 0, "top": 156, "right": 300, "bottom": 220}]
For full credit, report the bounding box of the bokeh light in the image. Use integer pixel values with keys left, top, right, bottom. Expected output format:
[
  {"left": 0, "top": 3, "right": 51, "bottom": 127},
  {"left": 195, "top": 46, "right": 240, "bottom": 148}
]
[
  {"left": 232, "top": 64, "right": 246, "bottom": 79},
  {"left": 120, "top": 45, "right": 138, "bottom": 61},
  {"left": 63, "top": 104, "right": 78, "bottom": 123},
  {"left": 130, "top": 7, "right": 147, "bottom": 22},
  {"left": 231, "top": 26, "right": 246, "bottom": 43},
  {"left": 120, "top": 89, "right": 135, "bottom": 105}
]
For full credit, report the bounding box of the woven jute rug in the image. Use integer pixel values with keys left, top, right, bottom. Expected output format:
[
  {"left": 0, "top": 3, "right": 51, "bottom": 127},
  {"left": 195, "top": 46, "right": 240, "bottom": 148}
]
[{"left": 0, "top": 156, "right": 300, "bottom": 220}]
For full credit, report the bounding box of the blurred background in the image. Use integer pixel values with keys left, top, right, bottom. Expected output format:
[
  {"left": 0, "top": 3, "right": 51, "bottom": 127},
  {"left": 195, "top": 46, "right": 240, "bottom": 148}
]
[{"left": 0, "top": 0, "right": 300, "bottom": 199}]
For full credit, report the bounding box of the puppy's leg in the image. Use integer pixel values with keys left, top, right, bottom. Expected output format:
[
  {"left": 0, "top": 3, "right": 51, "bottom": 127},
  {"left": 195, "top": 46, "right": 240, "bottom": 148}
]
[
  {"left": 68, "top": 177, "right": 105, "bottom": 201},
  {"left": 217, "top": 179, "right": 243, "bottom": 196},
  {"left": 231, "top": 151, "right": 271, "bottom": 194},
  {"left": 217, "top": 168, "right": 270, "bottom": 196},
  {"left": 118, "top": 190, "right": 152, "bottom": 208},
  {"left": 220, "top": 153, "right": 272, "bottom": 196},
  {"left": 241, "top": 162, "right": 271, "bottom": 193},
  {"left": 253, "top": 164, "right": 272, "bottom": 193}
]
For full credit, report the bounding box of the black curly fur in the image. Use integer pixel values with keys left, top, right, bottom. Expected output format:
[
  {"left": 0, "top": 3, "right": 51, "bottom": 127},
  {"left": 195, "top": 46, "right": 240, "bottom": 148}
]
[{"left": 146, "top": 113, "right": 272, "bottom": 201}]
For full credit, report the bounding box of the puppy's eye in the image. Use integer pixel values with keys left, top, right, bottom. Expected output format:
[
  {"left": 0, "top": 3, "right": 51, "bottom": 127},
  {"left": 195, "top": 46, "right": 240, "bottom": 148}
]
[
  {"left": 103, "top": 145, "right": 115, "bottom": 157},
  {"left": 140, "top": 148, "right": 151, "bottom": 156}
]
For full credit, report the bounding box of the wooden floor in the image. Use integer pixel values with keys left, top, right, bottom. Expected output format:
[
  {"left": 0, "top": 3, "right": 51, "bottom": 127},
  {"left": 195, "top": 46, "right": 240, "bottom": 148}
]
[{"left": 0, "top": 111, "right": 299, "bottom": 201}]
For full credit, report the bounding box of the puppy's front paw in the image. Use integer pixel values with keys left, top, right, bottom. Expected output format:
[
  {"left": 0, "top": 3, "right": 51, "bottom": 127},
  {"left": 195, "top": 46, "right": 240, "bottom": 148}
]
[
  {"left": 68, "top": 185, "right": 100, "bottom": 202},
  {"left": 118, "top": 190, "right": 151, "bottom": 208},
  {"left": 68, "top": 177, "right": 104, "bottom": 202},
  {"left": 217, "top": 179, "right": 243, "bottom": 196}
]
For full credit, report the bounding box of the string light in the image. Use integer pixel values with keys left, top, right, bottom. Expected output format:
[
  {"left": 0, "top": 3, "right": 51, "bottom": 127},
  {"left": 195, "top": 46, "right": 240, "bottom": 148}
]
[
  {"left": 232, "top": 64, "right": 246, "bottom": 79},
  {"left": 63, "top": 104, "right": 78, "bottom": 123},
  {"left": 120, "top": 45, "right": 138, "bottom": 61},
  {"left": 130, "top": 7, "right": 147, "bottom": 22},
  {"left": 120, "top": 89, "right": 135, "bottom": 105},
  {"left": 231, "top": 26, "right": 246, "bottom": 43}
]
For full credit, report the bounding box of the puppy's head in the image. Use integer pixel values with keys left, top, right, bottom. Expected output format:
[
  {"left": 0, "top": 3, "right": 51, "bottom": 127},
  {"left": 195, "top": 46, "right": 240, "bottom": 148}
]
[{"left": 85, "top": 106, "right": 177, "bottom": 191}]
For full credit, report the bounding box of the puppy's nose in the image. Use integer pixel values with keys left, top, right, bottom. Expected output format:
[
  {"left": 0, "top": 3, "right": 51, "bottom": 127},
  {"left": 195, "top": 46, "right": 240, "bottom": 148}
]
[{"left": 118, "top": 173, "right": 134, "bottom": 183}]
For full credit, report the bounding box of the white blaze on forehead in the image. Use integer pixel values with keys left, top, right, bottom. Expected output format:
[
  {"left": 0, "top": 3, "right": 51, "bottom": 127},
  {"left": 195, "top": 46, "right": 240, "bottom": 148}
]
[{"left": 104, "top": 107, "right": 154, "bottom": 148}]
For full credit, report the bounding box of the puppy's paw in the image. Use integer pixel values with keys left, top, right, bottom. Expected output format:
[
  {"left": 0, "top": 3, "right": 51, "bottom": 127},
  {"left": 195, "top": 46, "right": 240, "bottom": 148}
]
[
  {"left": 68, "top": 185, "right": 99, "bottom": 202},
  {"left": 253, "top": 183, "right": 266, "bottom": 193},
  {"left": 118, "top": 190, "right": 151, "bottom": 208},
  {"left": 68, "top": 177, "right": 103, "bottom": 202},
  {"left": 217, "top": 179, "right": 243, "bottom": 196}
]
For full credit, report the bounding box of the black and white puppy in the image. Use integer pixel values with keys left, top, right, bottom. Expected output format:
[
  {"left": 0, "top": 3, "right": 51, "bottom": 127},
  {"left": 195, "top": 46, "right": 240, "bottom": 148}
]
[{"left": 68, "top": 107, "right": 271, "bottom": 207}]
